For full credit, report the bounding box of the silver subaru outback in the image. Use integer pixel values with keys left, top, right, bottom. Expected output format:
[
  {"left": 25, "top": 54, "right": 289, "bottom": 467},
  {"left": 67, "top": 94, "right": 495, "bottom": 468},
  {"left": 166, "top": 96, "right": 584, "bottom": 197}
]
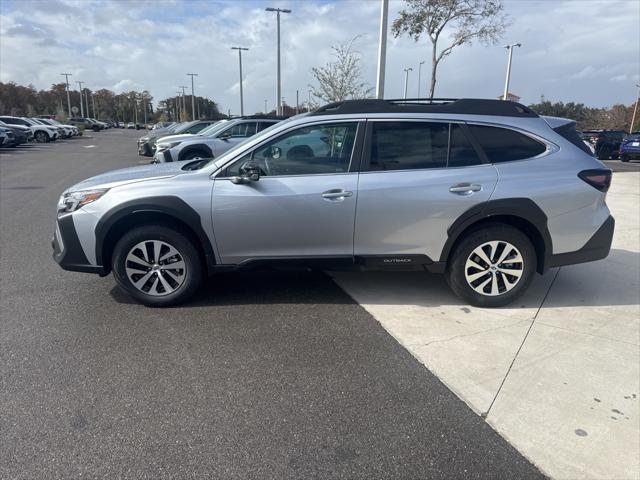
[{"left": 53, "top": 99, "right": 614, "bottom": 308}]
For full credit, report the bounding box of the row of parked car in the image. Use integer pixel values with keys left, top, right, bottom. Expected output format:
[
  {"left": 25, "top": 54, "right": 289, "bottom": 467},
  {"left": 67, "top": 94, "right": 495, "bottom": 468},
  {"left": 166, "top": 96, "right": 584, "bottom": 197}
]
[
  {"left": 137, "top": 117, "right": 284, "bottom": 163},
  {"left": 0, "top": 115, "right": 83, "bottom": 146},
  {"left": 581, "top": 129, "right": 640, "bottom": 162}
]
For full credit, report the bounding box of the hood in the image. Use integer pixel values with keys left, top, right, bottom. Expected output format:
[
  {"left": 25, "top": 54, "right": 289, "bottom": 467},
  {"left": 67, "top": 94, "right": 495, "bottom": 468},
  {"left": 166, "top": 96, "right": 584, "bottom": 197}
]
[
  {"left": 67, "top": 160, "right": 194, "bottom": 192},
  {"left": 155, "top": 133, "right": 196, "bottom": 144}
]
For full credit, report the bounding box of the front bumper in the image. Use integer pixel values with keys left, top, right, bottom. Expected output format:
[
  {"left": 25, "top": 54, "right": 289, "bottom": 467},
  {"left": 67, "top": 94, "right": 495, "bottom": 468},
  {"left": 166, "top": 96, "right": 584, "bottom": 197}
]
[
  {"left": 548, "top": 215, "right": 615, "bottom": 268},
  {"left": 52, "top": 214, "right": 104, "bottom": 275},
  {"left": 137, "top": 141, "right": 153, "bottom": 156},
  {"left": 153, "top": 149, "right": 173, "bottom": 163}
]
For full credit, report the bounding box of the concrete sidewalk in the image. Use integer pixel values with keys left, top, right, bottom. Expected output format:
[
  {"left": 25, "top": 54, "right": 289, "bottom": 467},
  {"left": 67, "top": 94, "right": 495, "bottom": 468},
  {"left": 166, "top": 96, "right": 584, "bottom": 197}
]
[{"left": 332, "top": 172, "right": 640, "bottom": 480}]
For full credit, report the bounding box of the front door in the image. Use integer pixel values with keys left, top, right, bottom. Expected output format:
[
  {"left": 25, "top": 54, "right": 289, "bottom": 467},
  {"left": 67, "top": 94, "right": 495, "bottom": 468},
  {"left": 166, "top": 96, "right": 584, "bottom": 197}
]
[{"left": 211, "top": 121, "right": 362, "bottom": 265}]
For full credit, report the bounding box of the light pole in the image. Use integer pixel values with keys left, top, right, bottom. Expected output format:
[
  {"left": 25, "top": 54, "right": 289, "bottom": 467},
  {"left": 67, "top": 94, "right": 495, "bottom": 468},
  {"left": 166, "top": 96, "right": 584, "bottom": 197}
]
[
  {"left": 417, "top": 60, "right": 425, "bottom": 98},
  {"left": 375, "top": 0, "right": 389, "bottom": 99},
  {"left": 266, "top": 7, "right": 291, "bottom": 116},
  {"left": 231, "top": 47, "right": 249, "bottom": 116},
  {"left": 630, "top": 84, "right": 640, "bottom": 134},
  {"left": 61, "top": 73, "right": 72, "bottom": 118},
  {"left": 76, "top": 81, "right": 84, "bottom": 117},
  {"left": 179, "top": 85, "right": 188, "bottom": 120},
  {"left": 84, "top": 86, "right": 90, "bottom": 118},
  {"left": 403, "top": 68, "right": 413, "bottom": 100},
  {"left": 92, "top": 93, "right": 96, "bottom": 118},
  {"left": 296, "top": 89, "right": 299, "bottom": 114},
  {"left": 264, "top": 99, "right": 268, "bottom": 114},
  {"left": 308, "top": 89, "right": 312, "bottom": 111},
  {"left": 502, "top": 43, "right": 522, "bottom": 101},
  {"left": 186, "top": 73, "right": 198, "bottom": 120}
]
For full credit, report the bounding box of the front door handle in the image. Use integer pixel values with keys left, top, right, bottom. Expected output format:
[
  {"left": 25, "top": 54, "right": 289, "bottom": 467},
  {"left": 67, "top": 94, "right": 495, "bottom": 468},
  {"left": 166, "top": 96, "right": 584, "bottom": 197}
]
[
  {"left": 449, "top": 183, "right": 482, "bottom": 195},
  {"left": 322, "top": 189, "right": 353, "bottom": 200}
]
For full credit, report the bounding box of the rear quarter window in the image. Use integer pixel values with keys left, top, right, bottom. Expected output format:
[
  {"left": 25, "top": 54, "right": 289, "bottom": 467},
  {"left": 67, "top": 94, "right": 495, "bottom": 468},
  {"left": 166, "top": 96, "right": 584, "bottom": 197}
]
[{"left": 468, "top": 124, "right": 547, "bottom": 163}]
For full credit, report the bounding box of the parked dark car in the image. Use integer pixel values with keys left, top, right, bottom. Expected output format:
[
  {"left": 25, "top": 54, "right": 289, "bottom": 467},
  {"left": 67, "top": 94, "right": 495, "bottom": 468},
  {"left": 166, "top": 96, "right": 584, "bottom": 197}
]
[
  {"left": 593, "top": 130, "right": 625, "bottom": 160},
  {"left": 68, "top": 118, "right": 101, "bottom": 131},
  {"left": 619, "top": 134, "right": 640, "bottom": 162},
  {"left": 0, "top": 126, "right": 16, "bottom": 147},
  {"left": 0, "top": 120, "right": 31, "bottom": 145}
]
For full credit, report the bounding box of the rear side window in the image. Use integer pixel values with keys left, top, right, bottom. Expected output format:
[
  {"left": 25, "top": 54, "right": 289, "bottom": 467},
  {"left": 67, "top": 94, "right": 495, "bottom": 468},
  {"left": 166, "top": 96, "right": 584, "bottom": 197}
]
[
  {"left": 369, "top": 121, "right": 448, "bottom": 171},
  {"left": 468, "top": 125, "right": 546, "bottom": 163},
  {"left": 553, "top": 123, "right": 593, "bottom": 155}
]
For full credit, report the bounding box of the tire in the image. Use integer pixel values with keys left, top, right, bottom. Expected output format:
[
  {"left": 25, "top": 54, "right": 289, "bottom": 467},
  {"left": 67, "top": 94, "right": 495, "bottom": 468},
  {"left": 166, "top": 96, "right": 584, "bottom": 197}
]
[
  {"left": 445, "top": 224, "right": 536, "bottom": 308},
  {"left": 112, "top": 225, "right": 203, "bottom": 307},
  {"left": 621, "top": 154, "right": 629, "bottom": 162},
  {"left": 181, "top": 149, "right": 210, "bottom": 161},
  {"left": 34, "top": 131, "right": 49, "bottom": 143},
  {"left": 596, "top": 146, "right": 611, "bottom": 160}
]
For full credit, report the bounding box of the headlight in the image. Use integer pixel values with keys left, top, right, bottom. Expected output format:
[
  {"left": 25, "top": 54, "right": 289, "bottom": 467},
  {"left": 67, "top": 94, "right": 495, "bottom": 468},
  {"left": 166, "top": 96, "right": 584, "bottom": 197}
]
[
  {"left": 59, "top": 189, "right": 109, "bottom": 213},
  {"left": 156, "top": 141, "right": 181, "bottom": 151}
]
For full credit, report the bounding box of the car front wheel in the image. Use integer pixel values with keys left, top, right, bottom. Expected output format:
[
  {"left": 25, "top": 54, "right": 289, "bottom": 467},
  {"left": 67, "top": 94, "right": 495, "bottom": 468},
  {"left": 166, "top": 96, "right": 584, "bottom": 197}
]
[
  {"left": 34, "top": 131, "right": 49, "bottom": 143},
  {"left": 112, "top": 225, "right": 203, "bottom": 307},
  {"left": 446, "top": 224, "right": 536, "bottom": 308}
]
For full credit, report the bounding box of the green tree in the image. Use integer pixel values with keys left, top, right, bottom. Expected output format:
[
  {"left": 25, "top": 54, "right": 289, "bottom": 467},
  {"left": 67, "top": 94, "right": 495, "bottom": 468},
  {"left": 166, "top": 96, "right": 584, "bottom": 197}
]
[{"left": 392, "top": 0, "right": 509, "bottom": 98}]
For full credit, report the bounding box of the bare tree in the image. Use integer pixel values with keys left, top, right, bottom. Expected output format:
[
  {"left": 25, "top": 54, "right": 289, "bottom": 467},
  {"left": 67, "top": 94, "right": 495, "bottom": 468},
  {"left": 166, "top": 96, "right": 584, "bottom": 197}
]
[
  {"left": 310, "top": 37, "right": 373, "bottom": 103},
  {"left": 392, "top": 0, "right": 509, "bottom": 99}
]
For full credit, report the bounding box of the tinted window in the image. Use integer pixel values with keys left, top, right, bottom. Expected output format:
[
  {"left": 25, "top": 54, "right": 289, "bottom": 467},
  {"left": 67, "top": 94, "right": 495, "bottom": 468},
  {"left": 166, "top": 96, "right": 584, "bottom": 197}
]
[
  {"left": 369, "top": 122, "right": 448, "bottom": 171},
  {"left": 468, "top": 125, "right": 546, "bottom": 163},
  {"left": 228, "top": 122, "right": 358, "bottom": 177},
  {"left": 449, "top": 124, "right": 482, "bottom": 167},
  {"left": 554, "top": 123, "right": 593, "bottom": 155},
  {"left": 225, "top": 122, "right": 257, "bottom": 138}
]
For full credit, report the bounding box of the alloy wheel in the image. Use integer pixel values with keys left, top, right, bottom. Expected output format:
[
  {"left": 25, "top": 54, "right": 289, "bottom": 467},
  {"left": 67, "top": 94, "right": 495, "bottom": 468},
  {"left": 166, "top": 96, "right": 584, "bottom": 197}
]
[
  {"left": 464, "top": 240, "right": 524, "bottom": 296},
  {"left": 125, "top": 240, "right": 186, "bottom": 296}
]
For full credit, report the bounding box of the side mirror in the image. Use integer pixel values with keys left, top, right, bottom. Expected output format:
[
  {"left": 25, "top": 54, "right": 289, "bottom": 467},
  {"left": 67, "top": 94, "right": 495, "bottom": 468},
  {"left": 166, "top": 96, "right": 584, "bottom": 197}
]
[
  {"left": 230, "top": 161, "right": 261, "bottom": 184},
  {"left": 219, "top": 130, "right": 232, "bottom": 140}
]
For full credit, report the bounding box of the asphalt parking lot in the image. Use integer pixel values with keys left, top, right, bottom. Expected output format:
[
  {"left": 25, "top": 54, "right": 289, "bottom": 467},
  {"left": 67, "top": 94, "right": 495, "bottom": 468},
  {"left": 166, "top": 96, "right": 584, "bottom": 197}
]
[{"left": 0, "top": 130, "right": 548, "bottom": 478}]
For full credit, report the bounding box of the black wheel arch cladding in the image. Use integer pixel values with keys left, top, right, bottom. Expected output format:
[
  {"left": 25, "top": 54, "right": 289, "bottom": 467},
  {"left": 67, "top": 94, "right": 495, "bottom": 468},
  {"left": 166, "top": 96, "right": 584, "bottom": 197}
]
[
  {"left": 178, "top": 144, "right": 213, "bottom": 161},
  {"left": 95, "top": 196, "right": 216, "bottom": 273},
  {"left": 441, "top": 198, "right": 553, "bottom": 273}
]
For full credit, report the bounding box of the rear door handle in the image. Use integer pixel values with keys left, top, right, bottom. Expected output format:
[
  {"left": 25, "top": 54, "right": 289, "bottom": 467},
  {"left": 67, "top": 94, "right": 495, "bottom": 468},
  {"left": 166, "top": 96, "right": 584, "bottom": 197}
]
[
  {"left": 322, "top": 189, "right": 353, "bottom": 200},
  {"left": 449, "top": 183, "right": 482, "bottom": 195}
]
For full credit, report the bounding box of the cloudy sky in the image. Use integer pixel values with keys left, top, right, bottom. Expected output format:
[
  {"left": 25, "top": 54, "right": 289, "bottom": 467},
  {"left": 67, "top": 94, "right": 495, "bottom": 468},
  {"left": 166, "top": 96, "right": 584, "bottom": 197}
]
[{"left": 0, "top": 0, "right": 638, "bottom": 115}]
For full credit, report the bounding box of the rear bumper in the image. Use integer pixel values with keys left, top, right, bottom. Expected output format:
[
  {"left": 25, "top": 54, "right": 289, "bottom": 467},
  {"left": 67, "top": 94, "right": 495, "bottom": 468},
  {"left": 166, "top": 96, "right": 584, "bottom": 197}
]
[
  {"left": 548, "top": 215, "right": 614, "bottom": 268},
  {"left": 52, "top": 214, "right": 105, "bottom": 275}
]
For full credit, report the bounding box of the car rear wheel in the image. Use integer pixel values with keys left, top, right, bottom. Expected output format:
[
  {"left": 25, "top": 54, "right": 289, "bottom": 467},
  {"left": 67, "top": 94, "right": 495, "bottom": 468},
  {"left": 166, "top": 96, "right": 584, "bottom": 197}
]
[
  {"left": 620, "top": 154, "right": 629, "bottom": 162},
  {"left": 112, "top": 225, "right": 203, "bottom": 307},
  {"left": 596, "top": 146, "right": 612, "bottom": 160},
  {"left": 446, "top": 224, "right": 536, "bottom": 308},
  {"left": 34, "top": 131, "right": 49, "bottom": 143}
]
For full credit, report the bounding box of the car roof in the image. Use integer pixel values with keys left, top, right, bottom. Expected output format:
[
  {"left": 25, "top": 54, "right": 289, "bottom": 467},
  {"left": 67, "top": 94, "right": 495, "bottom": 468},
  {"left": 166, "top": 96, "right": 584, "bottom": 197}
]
[{"left": 309, "top": 98, "right": 539, "bottom": 118}]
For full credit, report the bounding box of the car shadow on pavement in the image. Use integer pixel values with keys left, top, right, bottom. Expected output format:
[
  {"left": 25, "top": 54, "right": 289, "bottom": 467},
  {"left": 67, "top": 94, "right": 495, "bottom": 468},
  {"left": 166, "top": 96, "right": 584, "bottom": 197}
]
[{"left": 109, "top": 248, "right": 639, "bottom": 309}]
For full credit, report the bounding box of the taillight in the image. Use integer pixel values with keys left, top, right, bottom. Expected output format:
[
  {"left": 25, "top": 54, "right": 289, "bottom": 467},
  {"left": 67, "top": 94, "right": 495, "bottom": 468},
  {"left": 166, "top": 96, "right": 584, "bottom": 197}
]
[{"left": 578, "top": 169, "right": 612, "bottom": 192}]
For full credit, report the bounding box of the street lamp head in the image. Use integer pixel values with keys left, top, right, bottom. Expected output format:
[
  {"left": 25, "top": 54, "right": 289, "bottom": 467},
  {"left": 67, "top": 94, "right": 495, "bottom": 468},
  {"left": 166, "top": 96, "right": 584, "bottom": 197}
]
[{"left": 266, "top": 7, "right": 291, "bottom": 13}]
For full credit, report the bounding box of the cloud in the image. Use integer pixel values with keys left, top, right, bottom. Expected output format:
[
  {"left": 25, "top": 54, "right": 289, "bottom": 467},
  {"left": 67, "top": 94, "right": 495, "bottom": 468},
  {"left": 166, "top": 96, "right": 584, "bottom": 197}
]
[{"left": 0, "top": 0, "right": 638, "bottom": 112}]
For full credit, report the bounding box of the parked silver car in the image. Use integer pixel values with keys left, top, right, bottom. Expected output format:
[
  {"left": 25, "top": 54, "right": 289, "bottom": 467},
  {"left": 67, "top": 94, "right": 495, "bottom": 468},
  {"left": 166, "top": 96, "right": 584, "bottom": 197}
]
[
  {"left": 153, "top": 117, "right": 282, "bottom": 162},
  {"left": 53, "top": 99, "right": 614, "bottom": 307}
]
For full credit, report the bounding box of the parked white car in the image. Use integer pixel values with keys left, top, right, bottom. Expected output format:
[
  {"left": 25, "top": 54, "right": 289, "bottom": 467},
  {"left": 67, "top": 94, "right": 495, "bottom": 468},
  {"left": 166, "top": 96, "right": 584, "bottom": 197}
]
[{"left": 0, "top": 116, "right": 59, "bottom": 142}]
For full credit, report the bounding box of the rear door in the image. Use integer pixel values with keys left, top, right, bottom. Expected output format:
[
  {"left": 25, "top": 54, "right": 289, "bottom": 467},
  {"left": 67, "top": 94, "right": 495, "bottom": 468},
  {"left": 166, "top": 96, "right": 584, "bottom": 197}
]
[{"left": 354, "top": 120, "right": 498, "bottom": 263}]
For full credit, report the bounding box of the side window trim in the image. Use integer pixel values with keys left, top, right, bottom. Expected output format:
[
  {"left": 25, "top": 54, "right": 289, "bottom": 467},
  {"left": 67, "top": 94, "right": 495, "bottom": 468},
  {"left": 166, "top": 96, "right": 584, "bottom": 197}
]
[{"left": 219, "top": 120, "right": 366, "bottom": 178}]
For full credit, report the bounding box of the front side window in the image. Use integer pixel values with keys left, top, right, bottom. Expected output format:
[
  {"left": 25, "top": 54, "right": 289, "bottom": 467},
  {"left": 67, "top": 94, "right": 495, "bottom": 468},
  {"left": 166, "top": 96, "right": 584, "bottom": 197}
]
[
  {"left": 368, "top": 121, "right": 449, "bottom": 171},
  {"left": 468, "top": 125, "right": 546, "bottom": 163},
  {"left": 227, "top": 122, "right": 358, "bottom": 177},
  {"left": 224, "top": 122, "right": 258, "bottom": 138}
]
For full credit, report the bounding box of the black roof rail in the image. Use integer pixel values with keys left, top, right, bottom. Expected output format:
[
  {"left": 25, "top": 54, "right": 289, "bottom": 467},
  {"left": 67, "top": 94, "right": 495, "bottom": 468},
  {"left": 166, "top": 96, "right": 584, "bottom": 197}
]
[{"left": 310, "top": 98, "right": 538, "bottom": 118}]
